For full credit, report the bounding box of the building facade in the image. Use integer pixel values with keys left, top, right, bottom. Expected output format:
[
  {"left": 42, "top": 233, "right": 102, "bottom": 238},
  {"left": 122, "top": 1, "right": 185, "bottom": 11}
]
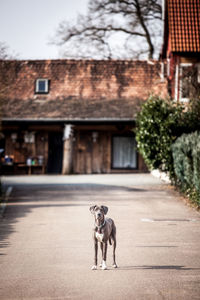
[
  {"left": 1, "top": 59, "right": 168, "bottom": 174},
  {"left": 161, "top": 0, "right": 200, "bottom": 102}
]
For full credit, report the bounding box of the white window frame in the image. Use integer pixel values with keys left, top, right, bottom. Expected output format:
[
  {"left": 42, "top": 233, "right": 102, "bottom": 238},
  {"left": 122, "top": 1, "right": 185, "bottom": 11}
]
[
  {"left": 35, "top": 78, "right": 49, "bottom": 93},
  {"left": 167, "top": 58, "right": 170, "bottom": 77},
  {"left": 179, "top": 63, "right": 192, "bottom": 103},
  {"left": 174, "top": 64, "right": 179, "bottom": 102},
  {"left": 197, "top": 63, "right": 200, "bottom": 83}
]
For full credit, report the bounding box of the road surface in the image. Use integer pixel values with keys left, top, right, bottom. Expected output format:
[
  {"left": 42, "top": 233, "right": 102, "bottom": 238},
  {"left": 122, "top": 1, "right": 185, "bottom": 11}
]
[{"left": 1, "top": 174, "right": 200, "bottom": 299}]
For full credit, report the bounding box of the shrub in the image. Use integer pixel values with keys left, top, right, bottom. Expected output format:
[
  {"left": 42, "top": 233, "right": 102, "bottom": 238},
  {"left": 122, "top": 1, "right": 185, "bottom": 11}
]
[
  {"left": 172, "top": 131, "right": 200, "bottom": 207},
  {"left": 136, "top": 95, "right": 184, "bottom": 176},
  {"left": 136, "top": 95, "right": 200, "bottom": 208},
  {"left": 185, "top": 98, "right": 200, "bottom": 132}
]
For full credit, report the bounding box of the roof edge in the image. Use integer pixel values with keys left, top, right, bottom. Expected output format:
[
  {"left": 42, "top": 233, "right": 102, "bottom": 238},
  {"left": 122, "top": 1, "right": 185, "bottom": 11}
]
[
  {"left": 2, "top": 117, "right": 135, "bottom": 122},
  {"left": 0, "top": 58, "right": 160, "bottom": 64}
]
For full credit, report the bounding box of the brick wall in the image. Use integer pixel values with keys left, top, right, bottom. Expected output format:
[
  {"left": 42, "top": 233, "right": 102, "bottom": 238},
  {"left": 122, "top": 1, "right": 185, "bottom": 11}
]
[{"left": 0, "top": 59, "right": 168, "bottom": 101}]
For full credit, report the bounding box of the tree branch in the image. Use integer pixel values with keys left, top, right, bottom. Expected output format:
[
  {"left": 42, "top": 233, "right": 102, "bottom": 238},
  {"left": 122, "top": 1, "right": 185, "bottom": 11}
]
[{"left": 53, "top": 0, "right": 162, "bottom": 59}]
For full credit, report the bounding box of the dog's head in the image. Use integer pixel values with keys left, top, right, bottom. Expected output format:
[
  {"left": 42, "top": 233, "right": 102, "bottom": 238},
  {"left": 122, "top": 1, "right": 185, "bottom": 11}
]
[{"left": 90, "top": 205, "right": 108, "bottom": 224}]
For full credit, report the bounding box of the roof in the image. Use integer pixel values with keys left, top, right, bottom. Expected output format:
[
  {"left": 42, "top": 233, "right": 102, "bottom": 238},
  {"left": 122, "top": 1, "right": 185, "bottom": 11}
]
[
  {"left": 1, "top": 59, "right": 167, "bottom": 121},
  {"left": 2, "top": 97, "right": 143, "bottom": 121},
  {"left": 168, "top": 0, "right": 200, "bottom": 52}
]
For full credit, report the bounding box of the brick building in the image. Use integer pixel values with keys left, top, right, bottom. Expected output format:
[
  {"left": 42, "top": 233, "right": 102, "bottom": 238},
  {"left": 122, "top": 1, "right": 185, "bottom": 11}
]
[
  {"left": 1, "top": 59, "right": 167, "bottom": 174},
  {"left": 161, "top": 0, "right": 200, "bottom": 102}
]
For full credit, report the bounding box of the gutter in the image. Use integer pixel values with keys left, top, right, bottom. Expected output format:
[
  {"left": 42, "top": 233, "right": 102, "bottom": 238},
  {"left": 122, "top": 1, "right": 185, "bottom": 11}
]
[{"left": 2, "top": 118, "right": 135, "bottom": 123}]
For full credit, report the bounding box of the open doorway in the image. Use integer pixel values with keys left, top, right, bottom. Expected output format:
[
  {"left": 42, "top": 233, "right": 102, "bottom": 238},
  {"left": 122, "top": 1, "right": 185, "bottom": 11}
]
[{"left": 47, "top": 132, "right": 63, "bottom": 174}]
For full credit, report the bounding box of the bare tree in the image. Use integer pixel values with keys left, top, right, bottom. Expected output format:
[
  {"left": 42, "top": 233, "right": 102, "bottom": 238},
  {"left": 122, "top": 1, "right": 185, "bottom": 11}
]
[
  {"left": 0, "top": 42, "right": 17, "bottom": 139},
  {"left": 0, "top": 42, "right": 15, "bottom": 98},
  {"left": 0, "top": 42, "right": 12, "bottom": 60},
  {"left": 53, "top": 0, "right": 162, "bottom": 59}
]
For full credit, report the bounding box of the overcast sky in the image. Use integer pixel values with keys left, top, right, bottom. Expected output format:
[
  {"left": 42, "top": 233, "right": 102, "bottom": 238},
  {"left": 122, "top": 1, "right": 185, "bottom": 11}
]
[{"left": 0, "top": 0, "right": 88, "bottom": 60}]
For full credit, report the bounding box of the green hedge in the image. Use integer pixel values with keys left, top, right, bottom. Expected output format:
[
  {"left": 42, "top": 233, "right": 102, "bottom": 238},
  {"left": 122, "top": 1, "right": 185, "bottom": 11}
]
[
  {"left": 136, "top": 95, "right": 184, "bottom": 176},
  {"left": 172, "top": 131, "right": 200, "bottom": 207},
  {"left": 136, "top": 96, "right": 200, "bottom": 208}
]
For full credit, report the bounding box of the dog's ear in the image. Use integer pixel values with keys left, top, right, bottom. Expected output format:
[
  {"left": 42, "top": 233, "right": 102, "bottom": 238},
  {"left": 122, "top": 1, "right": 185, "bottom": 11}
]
[
  {"left": 101, "top": 206, "right": 108, "bottom": 215},
  {"left": 90, "top": 205, "right": 97, "bottom": 214}
]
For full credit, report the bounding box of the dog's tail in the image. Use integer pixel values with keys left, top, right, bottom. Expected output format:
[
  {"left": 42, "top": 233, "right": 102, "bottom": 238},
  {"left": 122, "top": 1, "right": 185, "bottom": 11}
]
[{"left": 109, "top": 237, "right": 112, "bottom": 245}]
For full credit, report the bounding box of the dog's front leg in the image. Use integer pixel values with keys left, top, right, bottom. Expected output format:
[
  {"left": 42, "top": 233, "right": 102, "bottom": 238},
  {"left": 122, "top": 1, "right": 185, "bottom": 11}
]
[
  {"left": 99, "top": 242, "right": 103, "bottom": 268},
  {"left": 91, "top": 238, "right": 98, "bottom": 270},
  {"left": 112, "top": 237, "right": 117, "bottom": 268},
  {"left": 101, "top": 242, "right": 108, "bottom": 270}
]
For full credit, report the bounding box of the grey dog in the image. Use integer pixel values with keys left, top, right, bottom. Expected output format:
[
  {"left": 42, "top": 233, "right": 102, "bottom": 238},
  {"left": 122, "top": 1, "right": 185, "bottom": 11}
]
[{"left": 90, "top": 205, "right": 117, "bottom": 270}]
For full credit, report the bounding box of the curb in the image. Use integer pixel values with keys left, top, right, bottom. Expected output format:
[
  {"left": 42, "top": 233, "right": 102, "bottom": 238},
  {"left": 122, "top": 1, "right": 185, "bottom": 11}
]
[
  {"left": 151, "top": 169, "right": 171, "bottom": 184},
  {"left": 0, "top": 186, "right": 13, "bottom": 217}
]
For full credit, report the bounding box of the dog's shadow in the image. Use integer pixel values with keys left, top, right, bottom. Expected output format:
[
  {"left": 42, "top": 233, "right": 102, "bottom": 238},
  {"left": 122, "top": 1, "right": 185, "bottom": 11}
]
[{"left": 108, "top": 265, "right": 199, "bottom": 271}]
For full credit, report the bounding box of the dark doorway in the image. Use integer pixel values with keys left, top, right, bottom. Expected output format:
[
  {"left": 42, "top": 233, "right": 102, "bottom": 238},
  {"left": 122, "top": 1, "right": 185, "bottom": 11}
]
[{"left": 47, "top": 132, "right": 63, "bottom": 174}]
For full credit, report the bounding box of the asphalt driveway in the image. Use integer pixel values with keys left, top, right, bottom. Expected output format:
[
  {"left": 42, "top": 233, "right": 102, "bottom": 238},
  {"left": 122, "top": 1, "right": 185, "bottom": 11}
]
[{"left": 1, "top": 174, "right": 200, "bottom": 299}]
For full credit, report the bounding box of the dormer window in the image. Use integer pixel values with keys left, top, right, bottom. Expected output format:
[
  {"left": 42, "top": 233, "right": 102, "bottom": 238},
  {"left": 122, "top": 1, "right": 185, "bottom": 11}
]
[{"left": 35, "top": 79, "right": 49, "bottom": 94}]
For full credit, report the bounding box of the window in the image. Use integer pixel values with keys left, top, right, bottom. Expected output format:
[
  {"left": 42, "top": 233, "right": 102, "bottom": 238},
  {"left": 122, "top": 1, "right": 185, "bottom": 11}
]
[
  {"left": 179, "top": 64, "right": 199, "bottom": 102},
  {"left": 35, "top": 79, "right": 49, "bottom": 93},
  {"left": 112, "top": 136, "right": 137, "bottom": 169}
]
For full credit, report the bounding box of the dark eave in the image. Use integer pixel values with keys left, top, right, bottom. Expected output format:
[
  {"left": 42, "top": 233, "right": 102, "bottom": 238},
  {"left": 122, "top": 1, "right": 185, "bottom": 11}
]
[{"left": 2, "top": 118, "right": 135, "bottom": 127}]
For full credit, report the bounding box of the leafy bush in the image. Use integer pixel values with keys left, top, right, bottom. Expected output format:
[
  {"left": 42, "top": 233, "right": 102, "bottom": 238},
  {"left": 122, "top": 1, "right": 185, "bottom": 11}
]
[
  {"left": 136, "top": 95, "right": 200, "bottom": 208},
  {"left": 185, "top": 98, "right": 200, "bottom": 132},
  {"left": 172, "top": 131, "right": 200, "bottom": 207},
  {"left": 136, "top": 95, "right": 184, "bottom": 176}
]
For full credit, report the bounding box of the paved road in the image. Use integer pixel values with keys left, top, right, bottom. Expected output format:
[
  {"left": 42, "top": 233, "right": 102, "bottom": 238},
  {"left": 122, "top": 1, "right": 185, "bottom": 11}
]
[{"left": 1, "top": 174, "right": 200, "bottom": 300}]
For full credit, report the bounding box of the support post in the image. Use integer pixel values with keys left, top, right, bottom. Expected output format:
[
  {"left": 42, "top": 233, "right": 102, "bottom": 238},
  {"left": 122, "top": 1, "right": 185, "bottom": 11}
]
[{"left": 62, "top": 124, "right": 73, "bottom": 174}]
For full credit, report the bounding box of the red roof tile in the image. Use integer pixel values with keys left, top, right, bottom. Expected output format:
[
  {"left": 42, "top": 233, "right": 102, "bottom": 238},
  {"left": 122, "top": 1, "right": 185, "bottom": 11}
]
[{"left": 168, "top": 0, "right": 200, "bottom": 52}]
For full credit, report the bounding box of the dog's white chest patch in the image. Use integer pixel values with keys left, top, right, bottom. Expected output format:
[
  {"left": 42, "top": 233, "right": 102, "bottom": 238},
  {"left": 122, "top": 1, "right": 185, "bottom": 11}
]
[{"left": 95, "top": 232, "right": 104, "bottom": 243}]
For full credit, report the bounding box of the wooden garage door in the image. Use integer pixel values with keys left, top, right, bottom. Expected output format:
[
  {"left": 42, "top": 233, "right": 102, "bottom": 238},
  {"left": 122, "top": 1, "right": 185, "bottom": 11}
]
[{"left": 73, "top": 131, "right": 110, "bottom": 174}]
